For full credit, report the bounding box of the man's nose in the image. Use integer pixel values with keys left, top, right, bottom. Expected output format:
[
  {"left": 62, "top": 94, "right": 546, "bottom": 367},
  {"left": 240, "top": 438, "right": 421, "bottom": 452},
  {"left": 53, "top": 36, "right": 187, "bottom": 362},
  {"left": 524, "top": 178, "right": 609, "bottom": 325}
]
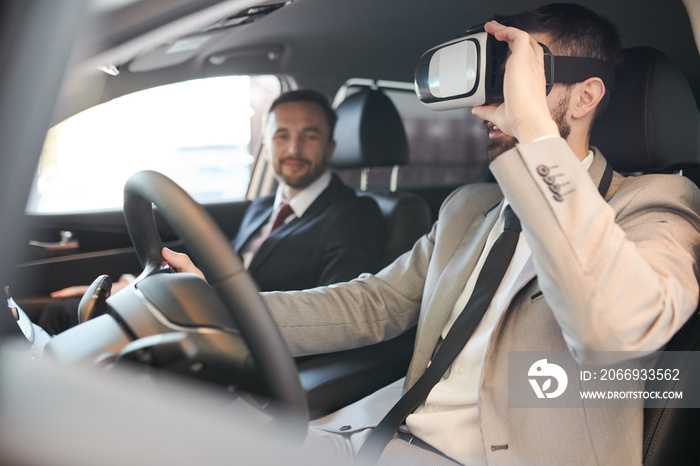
[{"left": 287, "top": 135, "right": 301, "bottom": 155}]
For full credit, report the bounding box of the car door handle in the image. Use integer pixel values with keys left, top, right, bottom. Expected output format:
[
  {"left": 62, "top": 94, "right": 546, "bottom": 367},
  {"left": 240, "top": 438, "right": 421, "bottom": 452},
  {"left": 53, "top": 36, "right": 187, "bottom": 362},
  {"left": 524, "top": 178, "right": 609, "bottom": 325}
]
[{"left": 29, "top": 230, "right": 79, "bottom": 251}]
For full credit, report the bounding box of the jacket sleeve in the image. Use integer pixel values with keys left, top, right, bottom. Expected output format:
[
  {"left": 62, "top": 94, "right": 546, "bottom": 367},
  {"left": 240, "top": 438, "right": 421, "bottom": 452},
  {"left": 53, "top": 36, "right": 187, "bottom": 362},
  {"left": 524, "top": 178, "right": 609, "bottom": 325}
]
[
  {"left": 490, "top": 137, "right": 700, "bottom": 364},
  {"left": 261, "top": 218, "right": 437, "bottom": 357}
]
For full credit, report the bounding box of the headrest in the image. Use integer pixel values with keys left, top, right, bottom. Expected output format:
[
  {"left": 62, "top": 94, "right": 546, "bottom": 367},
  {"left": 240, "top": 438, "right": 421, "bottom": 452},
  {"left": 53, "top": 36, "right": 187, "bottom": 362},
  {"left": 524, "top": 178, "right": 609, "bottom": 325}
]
[
  {"left": 591, "top": 47, "right": 700, "bottom": 173},
  {"left": 330, "top": 88, "right": 409, "bottom": 169}
]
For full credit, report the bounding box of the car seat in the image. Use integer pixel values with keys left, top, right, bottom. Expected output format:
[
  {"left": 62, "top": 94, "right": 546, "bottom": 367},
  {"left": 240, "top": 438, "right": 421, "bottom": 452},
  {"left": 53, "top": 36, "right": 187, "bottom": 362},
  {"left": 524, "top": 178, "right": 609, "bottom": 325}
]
[
  {"left": 590, "top": 46, "right": 700, "bottom": 466},
  {"left": 330, "top": 87, "right": 433, "bottom": 267}
]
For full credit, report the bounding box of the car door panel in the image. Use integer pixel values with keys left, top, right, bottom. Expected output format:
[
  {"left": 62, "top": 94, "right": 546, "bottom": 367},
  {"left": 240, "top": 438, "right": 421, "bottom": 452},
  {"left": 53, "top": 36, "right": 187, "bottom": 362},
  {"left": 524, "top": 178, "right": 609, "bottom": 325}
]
[{"left": 12, "top": 200, "right": 250, "bottom": 321}]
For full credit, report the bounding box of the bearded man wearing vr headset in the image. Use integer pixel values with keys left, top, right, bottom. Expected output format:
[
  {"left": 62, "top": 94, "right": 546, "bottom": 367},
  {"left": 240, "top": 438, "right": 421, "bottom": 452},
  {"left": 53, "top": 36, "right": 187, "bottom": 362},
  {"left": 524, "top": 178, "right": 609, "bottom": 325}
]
[{"left": 163, "top": 3, "right": 700, "bottom": 465}]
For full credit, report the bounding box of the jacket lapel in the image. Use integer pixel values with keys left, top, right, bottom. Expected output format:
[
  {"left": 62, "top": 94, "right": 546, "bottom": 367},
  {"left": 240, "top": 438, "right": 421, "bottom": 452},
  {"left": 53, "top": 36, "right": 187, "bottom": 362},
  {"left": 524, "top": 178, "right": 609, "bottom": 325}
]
[
  {"left": 247, "top": 176, "right": 343, "bottom": 271},
  {"left": 422, "top": 208, "right": 500, "bottom": 336},
  {"left": 509, "top": 256, "right": 537, "bottom": 303},
  {"left": 249, "top": 215, "right": 303, "bottom": 268},
  {"left": 408, "top": 187, "right": 503, "bottom": 387},
  {"left": 233, "top": 199, "right": 274, "bottom": 252}
]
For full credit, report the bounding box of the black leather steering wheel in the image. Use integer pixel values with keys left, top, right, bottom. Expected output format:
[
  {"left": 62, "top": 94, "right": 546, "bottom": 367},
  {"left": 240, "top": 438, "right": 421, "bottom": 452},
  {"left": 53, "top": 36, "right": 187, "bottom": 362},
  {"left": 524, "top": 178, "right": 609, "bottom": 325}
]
[{"left": 122, "top": 170, "right": 308, "bottom": 429}]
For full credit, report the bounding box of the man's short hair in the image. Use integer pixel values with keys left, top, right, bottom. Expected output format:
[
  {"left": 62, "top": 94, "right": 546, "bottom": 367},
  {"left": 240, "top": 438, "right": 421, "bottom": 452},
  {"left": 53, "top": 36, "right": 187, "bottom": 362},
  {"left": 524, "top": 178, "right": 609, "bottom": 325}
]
[
  {"left": 502, "top": 3, "right": 623, "bottom": 124},
  {"left": 268, "top": 89, "right": 338, "bottom": 139}
]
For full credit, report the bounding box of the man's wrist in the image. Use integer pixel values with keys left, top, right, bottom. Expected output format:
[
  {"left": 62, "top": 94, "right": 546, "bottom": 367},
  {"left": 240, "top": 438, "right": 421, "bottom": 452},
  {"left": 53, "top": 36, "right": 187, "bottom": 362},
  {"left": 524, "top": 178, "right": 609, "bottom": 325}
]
[{"left": 517, "top": 119, "right": 560, "bottom": 143}]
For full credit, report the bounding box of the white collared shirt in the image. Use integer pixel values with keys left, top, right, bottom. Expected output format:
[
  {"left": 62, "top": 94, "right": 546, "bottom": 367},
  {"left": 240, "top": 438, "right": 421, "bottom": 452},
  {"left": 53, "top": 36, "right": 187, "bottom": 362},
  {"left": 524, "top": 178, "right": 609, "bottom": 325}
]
[
  {"left": 406, "top": 152, "right": 594, "bottom": 465},
  {"left": 240, "top": 170, "right": 332, "bottom": 268}
]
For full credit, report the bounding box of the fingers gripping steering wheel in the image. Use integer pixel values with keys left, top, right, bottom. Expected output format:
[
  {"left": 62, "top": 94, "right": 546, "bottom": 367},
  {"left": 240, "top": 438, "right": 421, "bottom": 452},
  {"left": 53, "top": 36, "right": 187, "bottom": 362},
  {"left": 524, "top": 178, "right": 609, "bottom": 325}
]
[{"left": 123, "top": 170, "right": 308, "bottom": 431}]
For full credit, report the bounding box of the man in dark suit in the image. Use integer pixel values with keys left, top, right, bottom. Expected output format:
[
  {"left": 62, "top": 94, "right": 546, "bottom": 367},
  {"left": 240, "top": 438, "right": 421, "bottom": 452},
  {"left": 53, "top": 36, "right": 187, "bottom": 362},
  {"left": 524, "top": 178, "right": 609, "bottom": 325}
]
[
  {"left": 40, "top": 89, "right": 383, "bottom": 333},
  {"left": 232, "top": 89, "right": 383, "bottom": 291}
]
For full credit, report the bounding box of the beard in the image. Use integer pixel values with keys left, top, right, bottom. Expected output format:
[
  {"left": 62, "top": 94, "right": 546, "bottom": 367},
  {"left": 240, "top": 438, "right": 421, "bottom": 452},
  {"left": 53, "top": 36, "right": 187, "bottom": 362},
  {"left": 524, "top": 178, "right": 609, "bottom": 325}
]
[
  {"left": 275, "top": 157, "right": 326, "bottom": 189},
  {"left": 485, "top": 88, "right": 572, "bottom": 161},
  {"left": 485, "top": 134, "right": 518, "bottom": 161}
]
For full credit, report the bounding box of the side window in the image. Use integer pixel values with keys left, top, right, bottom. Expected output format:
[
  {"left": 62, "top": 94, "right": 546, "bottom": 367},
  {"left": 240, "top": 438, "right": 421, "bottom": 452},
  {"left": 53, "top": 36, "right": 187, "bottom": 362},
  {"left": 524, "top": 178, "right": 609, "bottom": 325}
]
[
  {"left": 27, "top": 75, "right": 281, "bottom": 213},
  {"left": 333, "top": 84, "right": 488, "bottom": 190}
]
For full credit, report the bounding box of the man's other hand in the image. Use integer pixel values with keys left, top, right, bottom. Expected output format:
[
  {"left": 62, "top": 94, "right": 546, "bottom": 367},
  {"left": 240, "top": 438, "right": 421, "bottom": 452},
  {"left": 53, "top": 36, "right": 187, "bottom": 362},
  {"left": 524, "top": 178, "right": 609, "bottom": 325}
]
[
  {"left": 50, "top": 273, "right": 135, "bottom": 298},
  {"left": 471, "top": 20, "right": 559, "bottom": 143},
  {"left": 161, "top": 247, "right": 207, "bottom": 282}
]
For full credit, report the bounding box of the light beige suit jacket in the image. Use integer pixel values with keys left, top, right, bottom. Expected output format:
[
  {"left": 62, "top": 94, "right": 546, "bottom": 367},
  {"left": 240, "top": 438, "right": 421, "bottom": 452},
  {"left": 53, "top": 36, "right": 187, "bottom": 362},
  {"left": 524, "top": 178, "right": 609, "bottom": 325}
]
[{"left": 263, "top": 138, "right": 700, "bottom": 465}]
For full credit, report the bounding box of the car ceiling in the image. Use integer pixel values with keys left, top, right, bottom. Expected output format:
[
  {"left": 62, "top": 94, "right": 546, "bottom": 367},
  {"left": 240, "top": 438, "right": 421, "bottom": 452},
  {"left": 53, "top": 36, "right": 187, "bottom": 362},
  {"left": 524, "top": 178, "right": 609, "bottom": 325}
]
[{"left": 59, "top": 0, "right": 700, "bottom": 123}]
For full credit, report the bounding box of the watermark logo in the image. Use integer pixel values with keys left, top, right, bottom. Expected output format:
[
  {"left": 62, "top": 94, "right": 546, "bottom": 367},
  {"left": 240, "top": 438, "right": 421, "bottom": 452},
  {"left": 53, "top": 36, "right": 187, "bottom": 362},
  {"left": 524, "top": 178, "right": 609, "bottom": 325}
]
[
  {"left": 510, "top": 351, "right": 697, "bottom": 408},
  {"left": 528, "top": 359, "right": 568, "bottom": 399}
]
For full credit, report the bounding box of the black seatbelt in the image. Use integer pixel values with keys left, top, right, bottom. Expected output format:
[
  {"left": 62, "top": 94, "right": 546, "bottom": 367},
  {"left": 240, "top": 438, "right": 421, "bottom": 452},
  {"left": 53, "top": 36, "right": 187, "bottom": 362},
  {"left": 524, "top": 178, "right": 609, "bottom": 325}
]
[{"left": 357, "top": 206, "right": 522, "bottom": 463}]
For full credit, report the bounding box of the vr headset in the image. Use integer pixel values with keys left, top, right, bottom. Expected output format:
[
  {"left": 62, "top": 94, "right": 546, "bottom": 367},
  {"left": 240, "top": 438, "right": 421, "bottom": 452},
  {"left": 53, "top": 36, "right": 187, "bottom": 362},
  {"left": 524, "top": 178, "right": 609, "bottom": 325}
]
[{"left": 414, "top": 24, "right": 616, "bottom": 110}]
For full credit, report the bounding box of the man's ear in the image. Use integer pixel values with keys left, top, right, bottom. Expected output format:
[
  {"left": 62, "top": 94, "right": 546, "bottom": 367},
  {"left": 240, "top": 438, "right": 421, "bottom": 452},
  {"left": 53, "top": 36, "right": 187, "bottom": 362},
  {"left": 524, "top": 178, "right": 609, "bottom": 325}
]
[
  {"left": 571, "top": 77, "right": 606, "bottom": 120},
  {"left": 262, "top": 143, "right": 272, "bottom": 162}
]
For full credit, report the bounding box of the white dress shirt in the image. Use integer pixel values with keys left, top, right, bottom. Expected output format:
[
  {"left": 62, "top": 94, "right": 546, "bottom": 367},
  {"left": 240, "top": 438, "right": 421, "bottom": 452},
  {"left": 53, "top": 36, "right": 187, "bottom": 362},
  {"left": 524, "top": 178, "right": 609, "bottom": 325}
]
[
  {"left": 240, "top": 170, "right": 332, "bottom": 268},
  {"left": 406, "top": 152, "right": 594, "bottom": 465}
]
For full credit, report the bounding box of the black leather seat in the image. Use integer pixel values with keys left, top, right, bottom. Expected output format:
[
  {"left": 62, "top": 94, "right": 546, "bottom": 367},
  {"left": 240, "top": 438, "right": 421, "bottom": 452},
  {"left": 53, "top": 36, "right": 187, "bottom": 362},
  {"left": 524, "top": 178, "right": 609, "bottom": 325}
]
[
  {"left": 330, "top": 87, "right": 432, "bottom": 267},
  {"left": 591, "top": 47, "right": 699, "bottom": 174},
  {"left": 297, "top": 88, "right": 430, "bottom": 418},
  {"left": 591, "top": 47, "right": 700, "bottom": 465}
]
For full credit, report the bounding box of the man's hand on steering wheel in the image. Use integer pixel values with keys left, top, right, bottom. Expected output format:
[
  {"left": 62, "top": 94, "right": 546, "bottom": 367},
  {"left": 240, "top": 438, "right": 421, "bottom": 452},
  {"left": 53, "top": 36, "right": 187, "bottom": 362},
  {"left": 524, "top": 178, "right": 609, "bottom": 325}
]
[{"left": 161, "top": 248, "right": 206, "bottom": 282}]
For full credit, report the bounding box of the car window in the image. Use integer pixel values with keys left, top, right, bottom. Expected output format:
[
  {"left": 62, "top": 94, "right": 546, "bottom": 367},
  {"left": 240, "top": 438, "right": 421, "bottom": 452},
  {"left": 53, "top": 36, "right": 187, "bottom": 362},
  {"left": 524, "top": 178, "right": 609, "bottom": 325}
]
[
  {"left": 333, "top": 82, "right": 488, "bottom": 190},
  {"left": 26, "top": 75, "right": 281, "bottom": 213}
]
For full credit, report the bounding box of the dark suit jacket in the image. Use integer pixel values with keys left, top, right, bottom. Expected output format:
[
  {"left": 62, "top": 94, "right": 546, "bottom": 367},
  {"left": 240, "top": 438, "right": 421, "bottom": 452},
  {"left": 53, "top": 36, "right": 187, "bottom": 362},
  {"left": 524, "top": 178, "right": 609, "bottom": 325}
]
[{"left": 232, "top": 174, "right": 383, "bottom": 291}]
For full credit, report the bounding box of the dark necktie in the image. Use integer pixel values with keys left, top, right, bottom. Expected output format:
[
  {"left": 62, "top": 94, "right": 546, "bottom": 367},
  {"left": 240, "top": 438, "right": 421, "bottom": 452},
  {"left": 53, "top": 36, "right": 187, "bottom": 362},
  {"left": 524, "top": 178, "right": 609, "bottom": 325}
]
[
  {"left": 357, "top": 205, "right": 522, "bottom": 463},
  {"left": 270, "top": 202, "right": 294, "bottom": 232},
  {"left": 253, "top": 203, "right": 293, "bottom": 256}
]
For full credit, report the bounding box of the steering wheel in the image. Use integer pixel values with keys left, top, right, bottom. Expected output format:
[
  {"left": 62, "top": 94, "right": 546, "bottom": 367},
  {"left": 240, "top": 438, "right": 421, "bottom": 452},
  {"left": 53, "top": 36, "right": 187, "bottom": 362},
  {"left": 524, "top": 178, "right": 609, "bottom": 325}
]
[{"left": 123, "top": 170, "right": 308, "bottom": 430}]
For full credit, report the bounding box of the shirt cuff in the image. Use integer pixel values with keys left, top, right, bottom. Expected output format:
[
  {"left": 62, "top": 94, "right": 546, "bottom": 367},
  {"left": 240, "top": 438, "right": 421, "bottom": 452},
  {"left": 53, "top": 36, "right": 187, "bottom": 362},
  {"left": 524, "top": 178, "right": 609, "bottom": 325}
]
[{"left": 531, "top": 134, "right": 561, "bottom": 143}]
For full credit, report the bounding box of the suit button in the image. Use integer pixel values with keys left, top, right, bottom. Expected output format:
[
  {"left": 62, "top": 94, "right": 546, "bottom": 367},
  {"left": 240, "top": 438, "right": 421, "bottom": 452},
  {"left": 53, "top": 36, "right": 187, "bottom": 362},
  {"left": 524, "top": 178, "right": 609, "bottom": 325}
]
[
  {"left": 339, "top": 425, "right": 351, "bottom": 431},
  {"left": 544, "top": 175, "right": 556, "bottom": 185},
  {"left": 549, "top": 184, "right": 561, "bottom": 194},
  {"left": 537, "top": 165, "right": 549, "bottom": 176},
  {"left": 553, "top": 193, "right": 564, "bottom": 202}
]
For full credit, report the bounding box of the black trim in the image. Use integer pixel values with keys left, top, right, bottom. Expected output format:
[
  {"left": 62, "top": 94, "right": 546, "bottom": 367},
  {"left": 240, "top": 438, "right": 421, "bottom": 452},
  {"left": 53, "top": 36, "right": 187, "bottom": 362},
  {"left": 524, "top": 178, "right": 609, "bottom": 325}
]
[
  {"left": 552, "top": 55, "right": 616, "bottom": 91},
  {"left": 597, "top": 161, "right": 614, "bottom": 199}
]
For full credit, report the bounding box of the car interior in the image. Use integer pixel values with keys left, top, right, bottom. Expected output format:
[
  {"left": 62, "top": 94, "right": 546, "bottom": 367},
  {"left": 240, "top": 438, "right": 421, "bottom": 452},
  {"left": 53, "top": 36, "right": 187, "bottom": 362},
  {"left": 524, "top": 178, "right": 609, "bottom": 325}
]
[{"left": 0, "top": 0, "right": 699, "bottom": 464}]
